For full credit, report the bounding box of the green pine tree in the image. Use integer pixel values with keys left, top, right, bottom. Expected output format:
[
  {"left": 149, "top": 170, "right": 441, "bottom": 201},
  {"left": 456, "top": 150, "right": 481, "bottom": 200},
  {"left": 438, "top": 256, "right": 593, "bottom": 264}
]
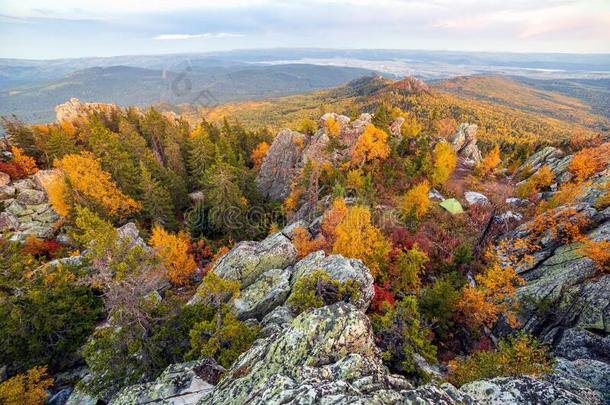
[{"left": 138, "top": 162, "right": 177, "bottom": 230}]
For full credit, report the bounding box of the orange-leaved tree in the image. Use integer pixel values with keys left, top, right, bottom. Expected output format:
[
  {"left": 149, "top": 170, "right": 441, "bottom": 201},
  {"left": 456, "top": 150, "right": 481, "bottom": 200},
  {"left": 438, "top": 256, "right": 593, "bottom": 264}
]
[
  {"left": 250, "top": 142, "right": 269, "bottom": 170},
  {"left": 332, "top": 205, "right": 390, "bottom": 276},
  {"left": 150, "top": 225, "right": 198, "bottom": 285},
  {"left": 53, "top": 152, "right": 141, "bottom": 220},
  {"left": 455, "top": 260, "right": 524, "bottom": 330},
  {"left": 478, "top": 144, "right": 501, "bottom": 177},
  {"left": 11, "top": 146, "right": 38, "bottom": 175},
  {"left": 351, "top": 124, "right": 390, "bottom": 166},
  {"left": 569, "top": 144, "right": 609, "bottom": 182},
  {"left": 325, "top": 116, "right": 341, "bottom": 137}
]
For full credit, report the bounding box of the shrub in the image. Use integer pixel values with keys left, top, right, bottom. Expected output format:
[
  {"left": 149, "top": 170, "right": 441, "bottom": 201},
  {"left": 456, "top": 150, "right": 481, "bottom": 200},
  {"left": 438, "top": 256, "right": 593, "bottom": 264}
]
[
  {"left": 351, "top": 124, "right": 390, "bottom": 166},
  {"left": 386, "top": 245, "right": 429, "bottom": 292},
  {"left": 292, "top": 226, "right": 327, "bottom": 258},
  {"left": 370, "top": 296, "right": 436, "bottom": 377},
  {"left": 578, "top": 238, "right": 610, "bottom": 273},
  {"left": 419, "top": 273, "right": 463, "bottom": 338},
  {"left": 0, "top": 366, "right": 53, "bottom": 405},
  {"left": 287, "top": 269, "right": 361, "bottom": 314},
  {"left": 448, "top": 334, "right": 553, "bottom": 386},
  {"left": 478, "top": 144, "right": 501, "bottom": 177},
  {"left": 325, "top": 117, "right": 341, "bottom": 137},
  {"left": 10, "top": 146, "right": 38, "bottom": 175},
  {"left": 516, "top": 165, "right": 554, "bottom": 198},
  {"left": 569, "top": 145, "right": 608, "bottom": 182}
]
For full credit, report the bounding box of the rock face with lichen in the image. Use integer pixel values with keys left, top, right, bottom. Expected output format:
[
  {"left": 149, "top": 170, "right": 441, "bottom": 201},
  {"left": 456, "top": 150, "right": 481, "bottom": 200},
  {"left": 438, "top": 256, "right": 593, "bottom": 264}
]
[
  {"left": 0, "top": 170, "right": 61, "bottom": 241},
  {"left": 449, "top": 123, "right": 483, "bottom": 163}
]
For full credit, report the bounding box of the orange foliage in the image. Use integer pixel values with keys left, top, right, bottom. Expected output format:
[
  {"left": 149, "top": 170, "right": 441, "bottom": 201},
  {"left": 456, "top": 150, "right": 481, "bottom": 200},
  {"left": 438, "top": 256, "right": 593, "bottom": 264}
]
[
  {"left": 292, "top": 226, "right": 327, "bottom": 258},
  {"left": 436, "top": 117, "right": 457, "bottom": 138},
  {"left": 250, "top": 142, "right": 269, "bottom": 170},
  {"left": 569, "top": 144, "right": 609, "bottom": 182},
  {"left": 54, "top": 152, "right": 141, "bottom": 219},
  {"left": 205, "top": 246, "right": 230, "bottom": 273},
  {"left": 517, "top": 165, "right": 555, "bottom": 198},
  {"left": 150, "top": 225, "right": 198, "bottom": 285},
  {"left": 321, "top": 198, "right": 349, "bottom": 246},
  {"left": 455, "top": 261, "right": 524, "bottom": 330},
  {"left": 351, "top": 124, "right": 390, "bottom": 166},
  {"left": 0, "top": 366, "right": 53, "bottom": 405},
  {"left": 579, "top": 238, "right": 610, "bottom": 273},
  {"left": 479, "top": 145, "right": 501, "bottom": 177},
  {"left": 45, "top": 175, "right": 70, "bottom": 217},
  {"left": 10, "top": 146, "right": 38, "bottom": 175}
]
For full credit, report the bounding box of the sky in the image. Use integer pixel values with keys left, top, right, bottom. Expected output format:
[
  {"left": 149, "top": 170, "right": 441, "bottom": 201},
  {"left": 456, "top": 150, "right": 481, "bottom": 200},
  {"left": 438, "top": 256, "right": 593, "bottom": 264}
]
[{"left": 1, "top": 0, "right": 609, "bottom": 59}]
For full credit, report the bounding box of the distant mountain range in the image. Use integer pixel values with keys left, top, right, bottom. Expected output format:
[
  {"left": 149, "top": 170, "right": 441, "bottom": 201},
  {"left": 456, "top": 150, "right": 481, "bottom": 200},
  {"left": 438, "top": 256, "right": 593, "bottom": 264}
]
[{"left": 1, "top": 48, "right": 609, "bottom": 124}]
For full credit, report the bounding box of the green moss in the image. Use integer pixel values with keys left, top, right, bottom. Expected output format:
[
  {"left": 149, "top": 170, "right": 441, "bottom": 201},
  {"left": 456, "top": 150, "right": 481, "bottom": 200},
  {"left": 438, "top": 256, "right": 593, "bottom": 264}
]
[{"left": 286, "top": 269, "right": 361, "bottom": 314}]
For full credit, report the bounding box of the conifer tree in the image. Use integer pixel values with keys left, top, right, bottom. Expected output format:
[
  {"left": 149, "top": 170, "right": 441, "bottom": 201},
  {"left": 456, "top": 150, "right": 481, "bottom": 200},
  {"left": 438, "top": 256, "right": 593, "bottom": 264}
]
[
  {"left": 187, "top": 127, "right": 216, "bottom": 188},
  {"left": 138, "top": 162, "right": 177, "bottom": 230}
]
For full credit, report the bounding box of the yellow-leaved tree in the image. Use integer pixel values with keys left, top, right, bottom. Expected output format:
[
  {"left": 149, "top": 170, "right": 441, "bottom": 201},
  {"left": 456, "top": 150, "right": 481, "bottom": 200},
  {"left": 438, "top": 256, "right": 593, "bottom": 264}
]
[
  {"left": 479, "top": 144, "right": 501, "bottom": 177},
  {"left": 52, "top": 152, "right": 141, "bottom": 220},
  {"left": 400, "top": 181, "right": 431, "bottom": 220},
  {"left": 431, "top": 141, "right": 457, "bottom": 187},
  {"left": 0, "top": 366, "right": 53, "bottom": 405},
  {"left": 150, "top": 225, "right": 198, "bottom": 285},
  {"left": 11, "top": 146, "right": 38, "bottom": 175},
  {"left": 332, "top": 205, "right": 390, "bottom": 276},
  {"left": 351, "top": 124, "right": 390, "bottom": 166},
  {"left": 250, "top": 142, "right": 269, "bottom": 170}
]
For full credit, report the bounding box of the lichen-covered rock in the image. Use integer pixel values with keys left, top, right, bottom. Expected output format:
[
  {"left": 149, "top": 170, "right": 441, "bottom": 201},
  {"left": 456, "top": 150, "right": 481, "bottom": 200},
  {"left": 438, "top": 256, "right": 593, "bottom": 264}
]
[
  {"left": 256, "top": 128, "right": 306, "bottom": 200},
  {"left": 449, "top": 123, "right": 482, "bottom": 162},
  {"left": 555, "top": 357, "right": 610, "bottom": 403},
  {"left": 31, "top": 169, "right": 62, "bottom": 190},
  {"left": 291, "top": 251, "right": 374, "bottom": 311},
  {"left": 235, "top": 268, "right": 292, "bottom": 320},
  {"left": 16, "top": 188, "right": 46, "bottom": 205},
  {"left": 205, "top": 232, "right": 297, "bottom": 290},
  {"left": 460, "top": 373, "right": 603, "bottom": 404},
  {"left": 200, "top": 303, "right": 410, "bottom": 404},
  {"left": 110, "top": 359, "right": 223, "bottom": 405},
  {"left": 464, "top": 191, "right": 489, "bottom": 206},
  {"left": 117, "top": 222, "right": 150, "bottom": 250}
]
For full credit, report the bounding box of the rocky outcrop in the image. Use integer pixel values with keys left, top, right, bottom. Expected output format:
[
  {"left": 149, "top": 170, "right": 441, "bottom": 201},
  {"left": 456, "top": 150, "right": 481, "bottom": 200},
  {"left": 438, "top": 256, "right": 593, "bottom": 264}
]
[
  {"left": 0, "top": 172, "right": 60, "bottom": 240},
  {"left": 291, "top": 250, "right": 374, "bottom": 312},
  {"left": 110, "top": 359, "right": 223, "bottom": 405},
  {"left": 514, "top": 146, "right": 573, "bottom": 184},
  {"left": 255, "top": 129, "right": 306, "bottom": 200},
  {"left": 449, "top": 123, "right": 483, "bottom": 163},
  {"left": 55, "top": 98, "right": 121, "bottom": 124},
  {"left": 204, "top": 231, "right": 298, "bottom": 290},
  {"left": 235, "top": 268, "right": 292, "bottom": 320}
]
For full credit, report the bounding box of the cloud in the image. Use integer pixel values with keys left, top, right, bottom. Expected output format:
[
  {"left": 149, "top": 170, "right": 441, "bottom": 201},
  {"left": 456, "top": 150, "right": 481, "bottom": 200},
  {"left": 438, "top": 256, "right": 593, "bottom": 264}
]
[{"left": 154, "top": 32, "right": 244, "bottom": 40}]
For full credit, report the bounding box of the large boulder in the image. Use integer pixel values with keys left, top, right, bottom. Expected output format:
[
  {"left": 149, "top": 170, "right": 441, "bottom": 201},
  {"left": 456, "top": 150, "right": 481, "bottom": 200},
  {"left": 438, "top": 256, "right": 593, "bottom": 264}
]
[
  {"left": 291, "top": 251, "right": 375, "bottom": 311},
  {"left": 204, "top": 232, "right": 298, "bottom": 290},
  {"left": 110, "top": 359, "right": 223, "bottom": 405},
  {"left": 31, "top": 169, "right": 62, "bottom": 190},
  {"left": 514, "top": 146, "right": 573, "bottom": 183},
  {"left": 255, "top": 129, "right": 306, "bottom": 200},
  {"left": 16, "top": 188, "right": 46, "bottom": 205},
  {"left": 235, "top": 268, "right": 292, "bottom": 320},
  {"left": 449, "top": 123, "right": 482, "bottom": 162}
]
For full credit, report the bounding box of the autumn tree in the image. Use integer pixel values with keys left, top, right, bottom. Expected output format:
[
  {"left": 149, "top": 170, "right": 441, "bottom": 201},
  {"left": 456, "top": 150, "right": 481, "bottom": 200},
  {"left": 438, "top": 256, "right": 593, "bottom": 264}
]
[
  {"left": 53, "top": 152, "right": 141, "bottom": 221},
  {"left": 455, "top": 261, "right": 524, "bottom": 330},
  {"left": 10, "top": 146, "right": 37, "bottom": 175},
  {"left": 388, "top": 244, "right": 429, "bottom": 292},
  {"left": 478, "top": 144, "right": 501, "bottom": 177},
  {"left": 351, "top": 124, "right": 390, "bottom": 166},
  {"left": 569, "top": 144, "right": 608, "bottom": 182},
  {"left": 150, "top": 226, "right": 198, "bottom": 285},
  {"left": 430, "top": 141, "right": 457, "bottom": 187},
  {"left": 325, "top": 116, "right": 341, "bottom": 137},
  {"left": 400, "top": 181, "right": 431, "bottom": 221},
  {"left": 517, "top": 165, "right": 555, "bottom": 198},
  {"left": 332, "top": 205, "right": 391, "bottom": 276},
  {"left": 321, "top": 198, "right": 349, "bottom": 246},
  {"left": 0, "top": 366, "right": 53, "bottom": 405},
  {"left": 250, "top": 141, "right": 269, "bottom": 170}
]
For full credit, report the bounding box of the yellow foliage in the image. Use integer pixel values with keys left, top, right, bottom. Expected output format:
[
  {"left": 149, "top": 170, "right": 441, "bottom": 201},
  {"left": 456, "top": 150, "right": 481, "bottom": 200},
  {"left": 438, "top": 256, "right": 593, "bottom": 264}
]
[
  {"left": 400, "top": 181, "right": 431, "bottom": 220},
  {"left": 283, "top": 188, "right": 302, "bottom": 214},
  {"left": 332, "top": 205, "right": 390, "bottom": 276},
  {"left": 45, "top": 175, "right": 70, "bottom": 217},
  {"left": 250, "top": 142, "right": 270, "bottom": 169},
  {"left": 59, "top": 120, "right": 77, "bottom": 137},
  {"left": 517, "top": 165, "right": 555, "bottom": 198},
  {"left": 346, "top": 169, "right": 365, "bottom": 192},
  {"left": 579, "top": 238, "right": 610, "bottom": 273},
  {"left": 0, "top": 366, "right": 53, "bottom": 405},
  {"left": 150, "top": 225, "right": 198, "bottom": 285},
  {"left": 11, "top": 146, "right": 38, "bottom": 175},
  {"left": 351, "top": 124, "right": 390, "bottom": 166},
  {"left": 431, "top": 141, "right": 457, "bottom": 186},
  {"left": 325, "top": 116, "right": 341, "bottom": 137},
  {"left": 54, "top": 152, "right": 141, "bottom": 220}
]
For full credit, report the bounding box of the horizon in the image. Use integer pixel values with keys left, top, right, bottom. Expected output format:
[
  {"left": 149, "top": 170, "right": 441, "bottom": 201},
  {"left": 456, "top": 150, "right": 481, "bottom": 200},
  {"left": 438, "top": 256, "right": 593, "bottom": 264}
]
[{"left": 1, "top": 0, "right": 609, "bottom": 59}]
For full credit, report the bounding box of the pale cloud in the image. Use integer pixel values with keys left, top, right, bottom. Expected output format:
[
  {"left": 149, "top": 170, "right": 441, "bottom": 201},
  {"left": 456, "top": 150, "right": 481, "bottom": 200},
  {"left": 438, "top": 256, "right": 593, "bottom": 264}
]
[{"left": 154, "top": 32, "right": 244, "bottom": 40}]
